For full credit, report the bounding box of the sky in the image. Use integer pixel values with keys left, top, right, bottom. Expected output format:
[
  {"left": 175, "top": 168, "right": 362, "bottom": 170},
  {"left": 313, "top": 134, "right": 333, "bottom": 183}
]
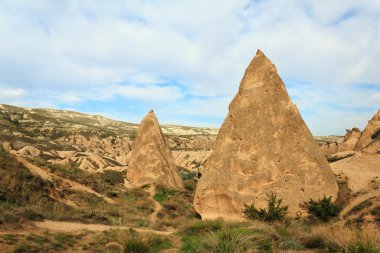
[{"left": 0, "top": 0, "right": 379, "bottom": 135}]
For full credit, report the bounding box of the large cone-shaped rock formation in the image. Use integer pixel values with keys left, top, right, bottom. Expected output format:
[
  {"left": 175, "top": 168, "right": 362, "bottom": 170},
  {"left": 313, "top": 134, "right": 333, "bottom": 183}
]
[
  {"left": 126, "top": 111, "right": 184, "bottom": 190},
  {"left": 354, "top": 110, "right": 380, "bottom": 152},
  {"left": 194, "top": 50, "right": 338, "bottom": 220}
]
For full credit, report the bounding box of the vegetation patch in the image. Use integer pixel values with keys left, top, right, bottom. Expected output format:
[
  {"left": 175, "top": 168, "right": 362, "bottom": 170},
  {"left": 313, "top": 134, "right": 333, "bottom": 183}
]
[
  {"left": 345, "top": 199, "right": 373, "bottom": 217},
  {"left": 243, "top": 193, "right": 288, "bottom": 222},
  {"left": 302, "top": 195, "right": 341, "bottom": 222}
]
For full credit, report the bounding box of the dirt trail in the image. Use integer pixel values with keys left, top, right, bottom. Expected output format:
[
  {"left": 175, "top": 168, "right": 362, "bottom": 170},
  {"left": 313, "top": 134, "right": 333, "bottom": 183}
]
[
  {"left": 3, "top": 143, "right": 115, "bottom": 204},
  {"left": 32, "top": 220, "right": 175, "bottom": 235},
  {"left": 340, "top": 190, "right": 380, "bottom": 218},
  {"left": 145, "top": 185, "right": 162, "bottom": 224}
]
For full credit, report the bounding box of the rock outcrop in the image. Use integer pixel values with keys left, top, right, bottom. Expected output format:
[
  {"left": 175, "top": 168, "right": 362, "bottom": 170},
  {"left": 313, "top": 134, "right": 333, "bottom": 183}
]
[
  {"left": 354, "top": 110, "right": 380, "bottom": 152},
  {"left": 320, "top": 141, "right": 339, "bottom": 156},
  {"left": 194, "top": 50, "right": 338, "bottom": 220},
  {"left": 126, "top": 111, "right": 184, "bottom": 190},
  {"left": 338, "top": 128, "right": 361, "bottom": 152}
]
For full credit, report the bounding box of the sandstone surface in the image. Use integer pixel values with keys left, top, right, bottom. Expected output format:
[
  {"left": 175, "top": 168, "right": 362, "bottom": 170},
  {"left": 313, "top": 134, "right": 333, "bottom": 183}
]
[
  {"left": 354, "top": 110, "right": 380, "bottom": 151},
  {"left": 126, "top": 111, "right": 184, "bottom": 189},
  {"left": 338, "top": 128, "right": 361, "bottom": 152},
  {"left": 194, "top": 50, "right": 338, "bottom": 220}
]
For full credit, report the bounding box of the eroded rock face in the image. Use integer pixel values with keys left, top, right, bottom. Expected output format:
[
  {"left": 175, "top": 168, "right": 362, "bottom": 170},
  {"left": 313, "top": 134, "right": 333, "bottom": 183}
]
[
  {"left": 126, "top": 111, "right": 184, "bottom": 190},
  {"left": 338, "top": 128, "right": 361, "bottom": 152},
  {"left": 355, "top": 110, "right": 380, "bottom": 152},
  {"left": 194, "top": 50, "right": 338, "bottom": 220}
]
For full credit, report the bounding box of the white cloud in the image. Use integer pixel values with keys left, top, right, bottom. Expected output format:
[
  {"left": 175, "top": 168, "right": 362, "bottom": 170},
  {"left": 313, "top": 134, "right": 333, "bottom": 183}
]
[
  {"left": 0, "top": 87, "right": 26, "bottom": 99},
  {"left": 0, "top": 0, "right": 379, "bottom": 134}
]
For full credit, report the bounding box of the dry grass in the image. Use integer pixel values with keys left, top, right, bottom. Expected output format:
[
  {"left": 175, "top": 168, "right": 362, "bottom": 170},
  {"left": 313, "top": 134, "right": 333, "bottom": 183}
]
[{"left": 310, "top": 223, "right": 380, "bottom": 251}]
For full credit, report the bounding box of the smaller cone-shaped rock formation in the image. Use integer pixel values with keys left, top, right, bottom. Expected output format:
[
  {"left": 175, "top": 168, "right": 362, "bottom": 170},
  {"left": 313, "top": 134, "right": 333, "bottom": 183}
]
[
  {"left": 354, "top": 110, "right": 380, "bottom": 152},
  {"left": 126, "top": 110, "right": 184, "bottom": 190},
  {"left": 338, "top": 128, "right": 361, "bottom": 152},
  {"left": 194, "top": 50, "right": 338, "bottom": 220}
]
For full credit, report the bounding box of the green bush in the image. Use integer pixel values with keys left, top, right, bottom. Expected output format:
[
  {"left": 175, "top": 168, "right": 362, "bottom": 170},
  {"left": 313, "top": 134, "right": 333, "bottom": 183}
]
[
  {"left": 153, "top": 187, "right": 175, "bottom": 203},
  {"left": 302, "top": 195, "right": 340, "bottom": 222},
  {"left": 243, "top": 193, "right": 288, "bottom": 222}
]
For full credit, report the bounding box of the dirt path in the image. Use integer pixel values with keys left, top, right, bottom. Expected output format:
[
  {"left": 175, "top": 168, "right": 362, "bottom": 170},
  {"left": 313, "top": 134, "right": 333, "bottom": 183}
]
[
  {"left": 340, "top": 190, "right": 380, "bottom": 218},
  {"left": 3, "top": 143, "right": 115, "bottom": 204},
  {"left": 145, "top": 185, "right": 162, "bottom": 224},
  {"left": 32, "top": 220, "right": 175, "bottom": 236}
]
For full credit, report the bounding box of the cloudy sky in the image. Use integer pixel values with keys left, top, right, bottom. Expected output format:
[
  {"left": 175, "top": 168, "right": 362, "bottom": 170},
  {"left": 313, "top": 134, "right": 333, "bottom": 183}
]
[{"left": 0, "top": 0, "right": 379, "bottom": 135}]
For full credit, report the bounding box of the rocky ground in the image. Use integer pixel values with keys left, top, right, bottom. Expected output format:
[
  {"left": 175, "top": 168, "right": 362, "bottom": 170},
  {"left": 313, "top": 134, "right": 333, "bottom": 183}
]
[{"left": 0, "top": 102, "right": 378, "bottom": 253}]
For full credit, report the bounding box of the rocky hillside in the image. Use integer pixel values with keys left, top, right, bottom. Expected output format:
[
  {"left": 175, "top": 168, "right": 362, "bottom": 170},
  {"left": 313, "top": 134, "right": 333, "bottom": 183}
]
[
  {"left": 0, "top": 104, "right": 217, "bottom": 173},
  {"left": 0, "top": 104, "right": 343, "bottom": 174}
]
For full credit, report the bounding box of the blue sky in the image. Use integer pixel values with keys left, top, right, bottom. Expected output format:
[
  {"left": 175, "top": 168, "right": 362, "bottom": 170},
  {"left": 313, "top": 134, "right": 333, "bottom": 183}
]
[{"left": 0, "top": 0, "right": 379, "bottom": 135}]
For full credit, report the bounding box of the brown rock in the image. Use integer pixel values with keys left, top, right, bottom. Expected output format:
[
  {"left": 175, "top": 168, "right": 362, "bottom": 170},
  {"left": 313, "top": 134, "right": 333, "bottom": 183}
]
[
  {"left": 194, "top": 50, "right": 338, "bottom": 220},
  {"left": 17, "top": 145, "right": 41, "bottom": 157},
  {"left": 331, "top": 152, "right": 380, "bottom": 194},
  {"left": 126, "top": 111, "right": 184, "bottom": 190},
  {"left": 354, "top": 110, "right": 380, "bottom": 152},
  {"left": 320, "top": 141, "right": 339, "bottom": 156},
  {"left": 338, "top": 128, "right": 361, "bottom": 152}
]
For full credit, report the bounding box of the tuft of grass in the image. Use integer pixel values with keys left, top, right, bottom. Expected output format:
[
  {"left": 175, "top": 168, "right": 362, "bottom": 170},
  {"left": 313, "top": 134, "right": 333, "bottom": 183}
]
[
  {"left": 347, "top": 240, "right": 380, "bottom": 253},
  {"left": 26, "top": 234, "right": 50, "bottom": 245},
  {"left": 124, "top": 238, "right": 149, "bottom": 253},
  {"left": 243, "top": 193, "right": 288, "bottom": 222},
  {"left": 199, "top": 229, "right": 253, "bottom": 253},
  {"left": 1, "top": 234, "right": 19, "bottom": 245}
]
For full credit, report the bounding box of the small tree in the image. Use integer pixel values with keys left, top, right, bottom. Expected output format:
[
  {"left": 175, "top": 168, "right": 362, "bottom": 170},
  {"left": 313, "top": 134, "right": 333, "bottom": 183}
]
[
  {"left": 243, "top": 193, "right": 288, "bottom": 222},
  {"left": 302, "top": 195, "right": 340, "bottom": 222}
]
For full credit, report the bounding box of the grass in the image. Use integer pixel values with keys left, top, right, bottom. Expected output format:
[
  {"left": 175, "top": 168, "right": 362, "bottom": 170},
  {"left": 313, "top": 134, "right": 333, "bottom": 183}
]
[
  {"left": 153, "top": 185, "right": 198, "bottom": 229},
  {"left": 1, "top": 234, "right": 19, "bottom": 245},
  {"left": 0, "top": 147, "right": 152, "bottom": 227},
  {"left": 86, "top": 229, "right": 171, "bottom": 253},
  {"left": 199, "top": 229, "right": 253, "bottom": 253},
  {"left": 7, "top": 231, "right": 87, "bottom": 252},
  {"left": 345, "top": 199, "right": 373, "bottom": 217}
]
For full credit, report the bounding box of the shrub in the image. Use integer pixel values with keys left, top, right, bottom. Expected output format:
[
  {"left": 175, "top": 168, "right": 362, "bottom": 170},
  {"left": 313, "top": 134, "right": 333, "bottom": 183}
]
[
  {"left": 243, "top": 193, "right": 288, "bottom": 222},
  {"left": 153, "top": 187, "right": 174, "bottom": 203},
  {"left": 302, "top": 195, "right": 341, "bottom": 222}
]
